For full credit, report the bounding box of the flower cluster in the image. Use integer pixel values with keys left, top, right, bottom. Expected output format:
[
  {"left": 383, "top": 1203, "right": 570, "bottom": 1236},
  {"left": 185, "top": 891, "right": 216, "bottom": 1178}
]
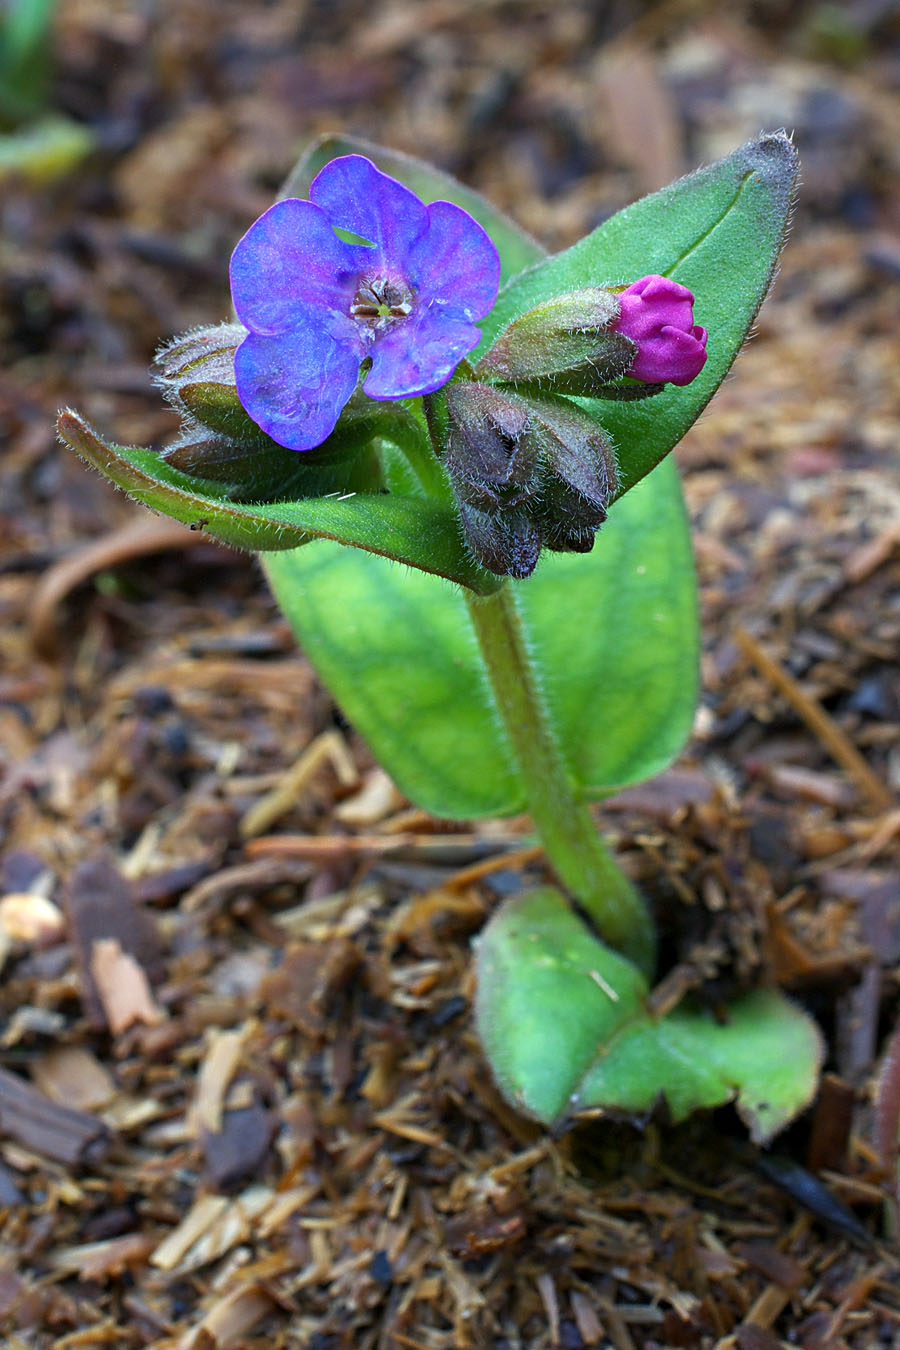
[
  {"left": 445, "top": 382, "right": 618, "bottom": 578},
  {"left": 229, "top": 155, "right": 501, "bottom": 452},
  {"left": 222, "top": 154, "right": 709, "bottom": 576},
  {"left": 443, "top": 272, "right": 708, "bottom": 576}
]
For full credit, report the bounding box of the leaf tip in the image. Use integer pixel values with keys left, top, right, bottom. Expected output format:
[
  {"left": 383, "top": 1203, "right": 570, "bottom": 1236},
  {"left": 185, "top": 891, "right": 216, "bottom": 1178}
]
[
  {"left": 56, "top": 407, "right": 116, "bottom": 472},
  {"left": 738, "top": 128, "right": 801, "bottom": 214}
]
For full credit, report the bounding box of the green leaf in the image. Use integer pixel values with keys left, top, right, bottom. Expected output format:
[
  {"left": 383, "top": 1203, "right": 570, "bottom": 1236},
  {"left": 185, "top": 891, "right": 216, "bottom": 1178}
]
[
  {"left": 481, "top": 133, "right": 799, "bottom": 492},
  {"left": 0, "top": 115, "right": 92, "bottom": 184},
  {"left": 517, "top": 456, "right": 696, "bottom": 797},
  {"left": 267, "top": 542, "right": 522, "bottom": 816},
  {"left": 265, "top": 454, "right": 696, "bottom": 818},
  {"left": 280, "top": 133, "right": 542, "bottom": 287},
  {"left": 0, "top": 0, "right": 56, "bottom": 127},
  {"left": 475, "top": 887, "right": 823, "bottom": 1142},
  {"left": 57, "top": 411, "right": 501, "bottom": 594}
]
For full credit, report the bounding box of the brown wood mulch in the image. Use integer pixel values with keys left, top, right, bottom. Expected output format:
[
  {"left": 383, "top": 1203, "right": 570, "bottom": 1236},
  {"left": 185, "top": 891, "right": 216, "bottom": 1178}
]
[{"left": 1, "top": 1, "right": 899, "bottom": 1345}]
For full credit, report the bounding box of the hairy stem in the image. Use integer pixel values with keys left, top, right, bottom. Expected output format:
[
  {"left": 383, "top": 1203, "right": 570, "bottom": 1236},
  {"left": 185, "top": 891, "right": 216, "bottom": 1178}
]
[{"left": 464, "top": 583, "right": 656, "bottom": 975}]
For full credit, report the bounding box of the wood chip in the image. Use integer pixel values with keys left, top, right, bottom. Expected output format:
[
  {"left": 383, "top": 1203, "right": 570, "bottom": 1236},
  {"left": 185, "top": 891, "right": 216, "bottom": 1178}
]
[
  {"left": 29, "top": 515, "right": 211, "bottom": 659},
  {"left": 51, "top": 1232, "right": 157, "bottom": 1281},
  {"left": 90, "top": 937, "right": 165, "bottom": 1035},
  {"left": 570, "top": 1289, "right": 604, "bottom": 1346},
  {"left": 30, "top": 1047, "right": 117, "bottom": 1113},
  {"left": 201, "top": 1094, "right": 276, "bottom": 1192},
  {"left": 150, "top": 1195, "right": 231, "bottom": 1271},
  {"left": 735, "top": 626, "right": 895, "bottom": 811},
  {"left": 333, "top": 765, "right": 405, "bottom": 825},
  {"left": 190, "top": 1025, "right": 252, "bottom": 1136},
  {"left": 178, "top": 1282, "right": 275, "bottom": 1350},
  {"left": 843, "top": 518, "right": 900, "bottom": 584},
  {"left": 0, "top": 892, "right": 65, "bottom": 943},
  {"left": 239, "top": 729, "right": 358, "bottom": 837},
  {"left": 259, "top": 938, "right": 360, "bottom": 1037},
  {"left": 63, "top": 852, "right": 164, "bottom": 1029}
]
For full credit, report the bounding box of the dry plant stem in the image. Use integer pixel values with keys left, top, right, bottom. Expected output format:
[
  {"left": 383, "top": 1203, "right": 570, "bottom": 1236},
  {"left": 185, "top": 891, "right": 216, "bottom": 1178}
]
[
  {"left": 735, "top": 625, "right": 894, "bottom": 812},
  {"left": 464, "top": 582, "right": 656, "bottom": 974}
]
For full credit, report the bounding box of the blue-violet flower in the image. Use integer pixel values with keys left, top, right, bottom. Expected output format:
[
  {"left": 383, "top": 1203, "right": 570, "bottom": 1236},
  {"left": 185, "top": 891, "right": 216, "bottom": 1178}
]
[
  {"left": 229, "top": 155, "right": 501, "bottom": 451},
  {"left": 612, "top": 274, "right": 708, "bottom": 386}
]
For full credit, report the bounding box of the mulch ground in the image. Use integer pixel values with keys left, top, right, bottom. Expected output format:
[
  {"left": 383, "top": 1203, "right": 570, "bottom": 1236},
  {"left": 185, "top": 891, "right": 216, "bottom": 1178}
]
[{"left": 1, "top": 2, "right": 899, "bottom": 1346}]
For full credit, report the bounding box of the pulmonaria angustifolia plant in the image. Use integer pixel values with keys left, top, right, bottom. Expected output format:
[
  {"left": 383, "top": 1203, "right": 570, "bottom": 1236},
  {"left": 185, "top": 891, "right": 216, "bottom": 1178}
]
[{"left": 60, "top": 133, "right": 822, "bottom": 1143}]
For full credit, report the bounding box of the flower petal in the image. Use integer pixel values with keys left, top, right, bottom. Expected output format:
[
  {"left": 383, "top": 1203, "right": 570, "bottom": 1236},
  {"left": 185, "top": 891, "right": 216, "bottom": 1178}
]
[
  {"left": 629, "top": 324, "right": 708, "bottom": 385},
  {"left": 233, "top": 316, "right": 363, "bottom": 451},
  {"left": 230, "top": 199, "right": 365, "bottom": 336},
  {"left": 617, "top": 275, "right": 697, "bottom": 338},
  {"left": 309, "top": 155, "right": 429, "bottom": 263},
  {"left": 406, "top": 200, "right": 501, "bottom": 321},
  {"left": 363, "top": 308, "right": 482, "bottom": 400}
]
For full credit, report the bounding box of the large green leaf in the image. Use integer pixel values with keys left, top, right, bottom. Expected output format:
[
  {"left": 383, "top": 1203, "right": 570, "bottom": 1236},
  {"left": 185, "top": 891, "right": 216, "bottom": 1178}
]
[
  {"left": 475, "top": 888, "right": 823, "bottom": 1142},
  {"left": 265, "top": 454, "right": 696, "bottom": 817},
  {"left": 481, "top": 132, "right": 798, "bottom": 492}
]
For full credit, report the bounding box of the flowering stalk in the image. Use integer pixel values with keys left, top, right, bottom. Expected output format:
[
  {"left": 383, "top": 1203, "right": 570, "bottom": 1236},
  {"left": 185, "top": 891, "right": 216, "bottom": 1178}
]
[{"left": 419, "top": 405, "right": 656, "bottom": 974}]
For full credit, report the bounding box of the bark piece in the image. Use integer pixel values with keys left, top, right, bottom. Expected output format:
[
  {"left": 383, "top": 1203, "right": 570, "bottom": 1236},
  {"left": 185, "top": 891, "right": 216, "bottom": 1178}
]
[
  {"left": 0, "top": 1067, "right": 111, "bottom": 1166},
  {"left": 201, "top": 1096, "right": 277, "bottom": 1192}
]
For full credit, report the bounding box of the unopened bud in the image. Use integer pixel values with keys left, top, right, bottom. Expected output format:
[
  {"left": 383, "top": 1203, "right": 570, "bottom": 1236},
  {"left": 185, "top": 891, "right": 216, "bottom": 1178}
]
[
  {"left": 155, "top": 324, "right": 269, "bottom": 444},
  {"left": 445, "top": 380, "right": 620, "bottom": 578},
  {"left": 458, "top": 500, "right": 541, "bottom": 580},
  {"left": 611, "top": 275, "right": 708, "bottom": 386},
  {"left": 534, "top": 477, "right": 609, "bottom": 554},
  {"left": 444, "top": 382, "right": 538, "bottom": 505},
  {"left": 154, "top": 323, "right": 386, "bottom": 501},
  {"left": 476, "top": 288, "right": 636, "bottom": 392},
  {"left": 516, "top": 392, "right": 617, "bottom": 510}
]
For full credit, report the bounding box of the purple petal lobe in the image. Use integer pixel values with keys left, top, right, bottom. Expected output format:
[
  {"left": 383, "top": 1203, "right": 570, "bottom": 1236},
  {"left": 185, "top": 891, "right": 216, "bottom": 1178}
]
[
  {"left": 628, "top": 324, "right": 708, "bottom": 385},
  {"left": 612, "top": 274, "right": 707, "bottom": 386},
  {"left": 233, "top": 315, "right": 362, "bottom": 451},
  {"left": 230, "top": 199, "right": 365, "bottom": 336},
  {"left": 364, "top": 308, "right": 482, "bottom": 400},
  {"left": 406, "top": 200, "right": 500, "bottom": 321},
  {"left": 309, "top": 155, "right": 429, "bottom": 263}
]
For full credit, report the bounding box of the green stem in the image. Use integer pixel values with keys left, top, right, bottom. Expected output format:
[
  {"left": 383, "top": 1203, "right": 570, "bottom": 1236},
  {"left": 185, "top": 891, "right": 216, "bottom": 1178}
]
[
  {"left": 383, "top": 406, "right": 449, "bottom": 501},
  {"left": 464, "top": 583, "right": 656, "bottom": 975}
]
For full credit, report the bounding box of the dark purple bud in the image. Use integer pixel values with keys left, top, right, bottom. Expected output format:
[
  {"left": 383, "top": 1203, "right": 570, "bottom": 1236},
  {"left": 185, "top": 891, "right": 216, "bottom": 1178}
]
[
  {"left": 458, "top": 500, "right": 541, "bottom": 580},
  {"left": 445, "top": 382, "right": 539, "bottom": 504},
  {"left": 515, "top": 393, "right": 617, "bottom": 511},
  {"left": 535, "top": 478, "right": 608, "bottom": 553},
  {"left": 477, "top": 288, "right": 635, "bottom": 391},
  {"left": 445, "top": 381, "right": 622, "bottom": 577},
  {"left": 611, "top": 275, "right": 708, "bottom": 386}
]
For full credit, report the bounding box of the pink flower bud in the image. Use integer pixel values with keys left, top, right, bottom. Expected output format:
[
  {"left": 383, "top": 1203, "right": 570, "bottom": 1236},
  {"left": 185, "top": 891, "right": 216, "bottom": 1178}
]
[{"left": 612, "top": 275, "right": 708, "bottom": 386}]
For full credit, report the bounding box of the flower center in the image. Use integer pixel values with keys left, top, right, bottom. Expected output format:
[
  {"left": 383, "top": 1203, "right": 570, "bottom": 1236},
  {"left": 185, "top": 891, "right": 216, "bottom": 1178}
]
[{"left": 350, "top": 275, "right": 414, "bottom": 334}]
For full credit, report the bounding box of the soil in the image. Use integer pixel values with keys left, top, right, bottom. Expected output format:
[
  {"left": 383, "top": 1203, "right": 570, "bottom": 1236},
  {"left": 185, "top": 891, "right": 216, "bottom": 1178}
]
[{"left": 1, "top": 1, "right": 899, "bottom": 1346}]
